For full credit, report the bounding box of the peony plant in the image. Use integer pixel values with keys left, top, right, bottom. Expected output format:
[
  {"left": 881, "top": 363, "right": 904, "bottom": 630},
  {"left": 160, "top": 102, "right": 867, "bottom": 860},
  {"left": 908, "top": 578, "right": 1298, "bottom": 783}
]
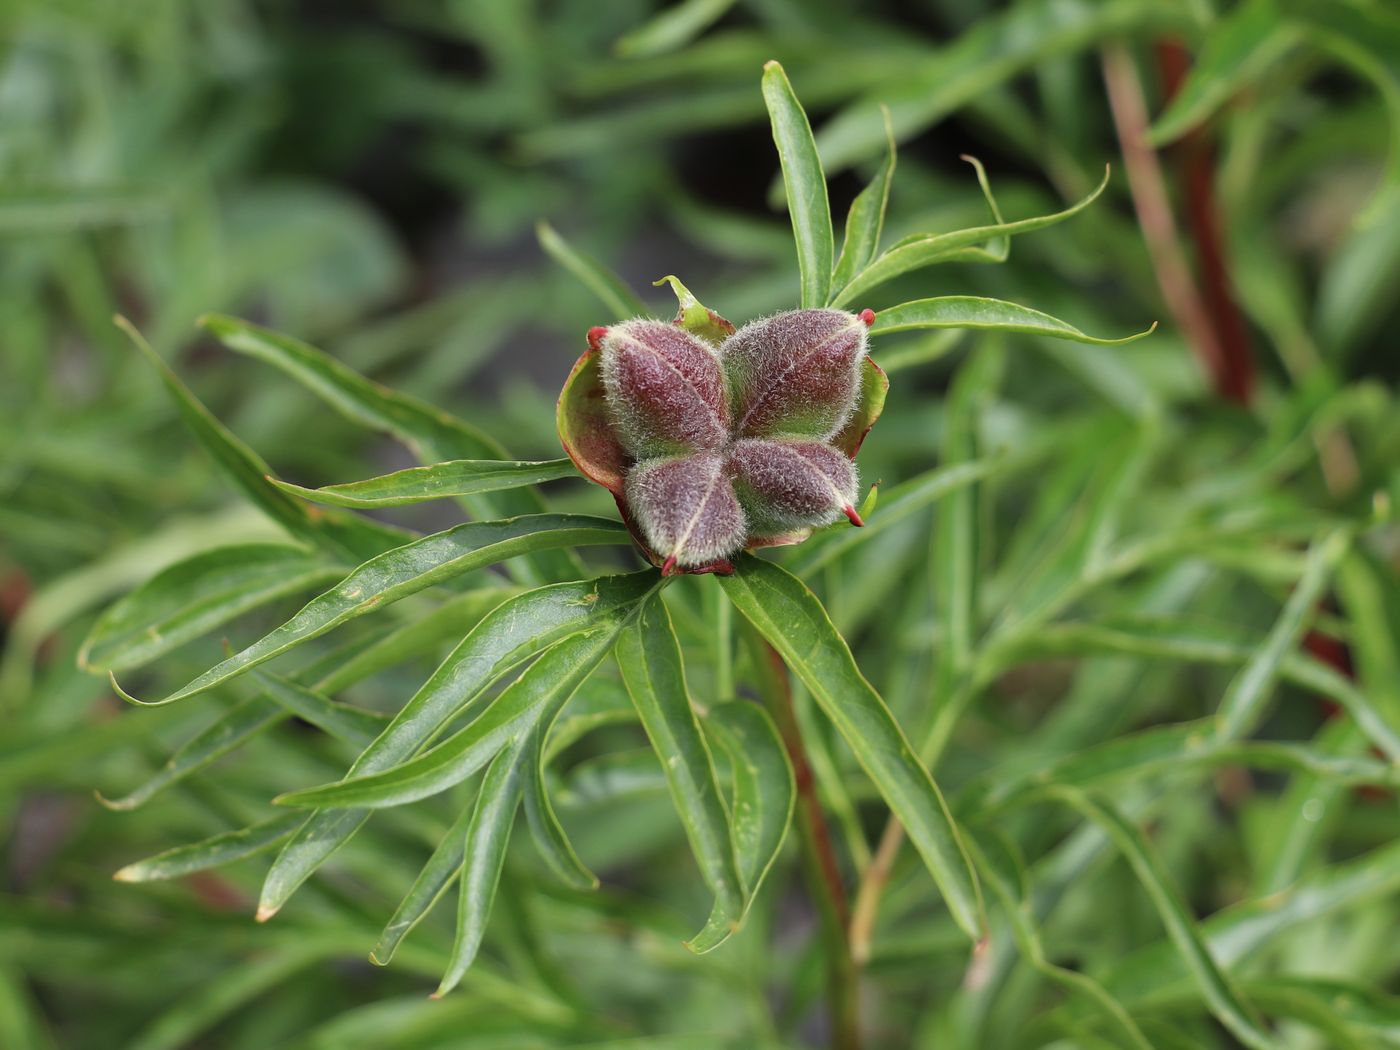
[{"left": 90, "top": 60, "right": 1153, "bottom": 1041}]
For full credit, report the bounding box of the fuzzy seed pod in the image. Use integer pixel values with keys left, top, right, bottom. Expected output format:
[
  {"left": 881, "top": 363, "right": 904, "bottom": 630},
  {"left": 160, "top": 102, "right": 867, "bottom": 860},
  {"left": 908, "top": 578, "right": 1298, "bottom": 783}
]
[
  {"left": 625, "top": 452, "right": 746, "bottom": 570},
  {"left": 598, "top": 320, "right": 728, "bottom": 457},
  {"left": 723, "top": 308, "right": 868, "bottom": 440},
  {"left": 728, "top": 438, "right": 859, "bottom": 535}
]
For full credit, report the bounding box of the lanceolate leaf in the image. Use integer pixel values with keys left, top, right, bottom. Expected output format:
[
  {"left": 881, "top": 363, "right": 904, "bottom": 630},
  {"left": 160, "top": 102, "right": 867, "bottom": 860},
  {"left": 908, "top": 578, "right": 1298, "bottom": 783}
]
[
  {"left": 687, "top": 700, "right": 795, "bottom": 954},
  {"left": 79, "top": 545, "right": 346, "bottom": 673},
  {"left": 273, "top": 616, "right": 638, "bottom": 811},
  {"left": 536, "top": 221, "right": 648, "bottom": 321},
  {"left": 1214, "top": 527, "right": 1351, "bottom": 739},
  {"left": 830, "top": 107, "right": 896, "bottom": 300},
  {"left": 199, "top": 313, "right": 580, "bottom": 585},
  {"left": 762, "top": 61, "right": 834, "bottom": 309},
  {"left": 97, "top": 698, "right": 285, "bottom": 811},
  {"left": 788, "top": 458, "right": 1003, "bottom": 575},
  {"left": 831, "top": 169, "right": 1112, "bottom": 307},
  {"left": 116, "top": 515, "right": 630, "bottom": 707},
  {"left": 1148, "top": 0, "right": 1300, "bottom": 146},
  {"left": 436, "top": 745, "right": 526, "bottom": 996},
  {"left": 718, "top": 554, "right": 985, "bottom": 942},
  {"left": 522, "top": 718, "right": 599, "bottom": 891},
  {"left": 249, "top": 670, "right": 386, "bottom": 748},
  {"left": 113, "top": 814, "right": 306, "bottom": 883},
  {"left": 870, "top": 296, "right": 1156, "bottom": 346},
  {"left": 116, "top": 317, "right": 408, "bottom": 564},
  {"left": 272, "top": 459, "right": 578, "bottom": 509},
  {"left": 1052, "top": 788, "right": 1277, "bottom": 1050},
  {"left": 258, "top": 573, "right": 658, "bottom": 917},
  {"left": 371, "top": 800, "right": 476, "bottom": 966},
  {"left": 617, "top": 594, "right": 745, "bottom": 931}
]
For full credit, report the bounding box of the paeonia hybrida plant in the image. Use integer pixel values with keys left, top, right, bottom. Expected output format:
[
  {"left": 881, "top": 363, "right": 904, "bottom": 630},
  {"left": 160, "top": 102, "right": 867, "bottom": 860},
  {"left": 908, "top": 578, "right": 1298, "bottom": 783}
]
[{"left": 92, "top": 60, "right": 1151, "bottom": 1011}]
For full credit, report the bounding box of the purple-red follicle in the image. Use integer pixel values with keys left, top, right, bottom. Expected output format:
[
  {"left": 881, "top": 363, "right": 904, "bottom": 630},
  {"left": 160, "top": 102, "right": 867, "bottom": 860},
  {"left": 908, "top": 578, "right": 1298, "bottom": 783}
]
[
  {"left": 661, "top": 554, "right": 678, "bottom": 576},
  {"left": 843, "top": 504, "right": 865, "bottom": 527},
  {"left": 858, "top": 309, "right": 875, "bottom": 327},
  {"left": 587, "top": 326, "right": 608, "bottom": 351}
]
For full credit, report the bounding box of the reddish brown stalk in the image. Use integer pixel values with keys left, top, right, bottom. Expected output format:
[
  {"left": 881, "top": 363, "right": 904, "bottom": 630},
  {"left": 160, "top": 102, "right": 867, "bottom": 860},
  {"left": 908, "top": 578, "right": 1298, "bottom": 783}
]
[
  {"left": 1101, "top": 44, "right": 1240, "bottom": 403},
  {"left": 756, "top": 640, "right": 859, "bottom": 1049},
  {"left": 1157, "top": 40, "right": 1255, "bottom": 405}
]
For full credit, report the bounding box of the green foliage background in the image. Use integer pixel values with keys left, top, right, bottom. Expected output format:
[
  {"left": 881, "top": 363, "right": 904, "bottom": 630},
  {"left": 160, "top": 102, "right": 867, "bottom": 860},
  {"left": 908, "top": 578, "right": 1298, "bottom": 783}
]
[{"left": 3, "top": 1, "right": 1400, "bottom": 1048}]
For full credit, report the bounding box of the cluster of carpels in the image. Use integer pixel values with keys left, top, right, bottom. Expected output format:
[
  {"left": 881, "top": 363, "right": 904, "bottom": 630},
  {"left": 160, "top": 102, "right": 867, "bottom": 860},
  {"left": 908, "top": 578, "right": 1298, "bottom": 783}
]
[{"left": 558, "top": 304, "right": 880, "bottom": 574}]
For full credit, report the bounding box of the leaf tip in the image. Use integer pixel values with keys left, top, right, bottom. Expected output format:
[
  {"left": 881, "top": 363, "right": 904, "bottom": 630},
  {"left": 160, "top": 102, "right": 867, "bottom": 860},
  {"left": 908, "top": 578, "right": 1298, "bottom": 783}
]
[
  {"left": 255, "top": 903, "right": 279, "bottom": 923},
  {"left": 112, "top": 865, "right": 140, "bottom": 883},
  {"left": 108, "top": 671, "right": 143, "bottom": 706}
]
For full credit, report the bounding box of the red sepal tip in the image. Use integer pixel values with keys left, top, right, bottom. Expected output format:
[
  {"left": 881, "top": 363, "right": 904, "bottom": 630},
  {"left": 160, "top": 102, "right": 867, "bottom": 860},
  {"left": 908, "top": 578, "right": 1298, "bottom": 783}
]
[
  {"left": 586, "top": 326, "right": 609, "bottom": 351},
  {"left": 858, "top": 308, "right": 876, "bottom": 327},
  {"left": 661, "top": 554, "right": 678, "bottom": 576},
  {"left": 843, "top": 505, "right": 865, "bottom": 527}
]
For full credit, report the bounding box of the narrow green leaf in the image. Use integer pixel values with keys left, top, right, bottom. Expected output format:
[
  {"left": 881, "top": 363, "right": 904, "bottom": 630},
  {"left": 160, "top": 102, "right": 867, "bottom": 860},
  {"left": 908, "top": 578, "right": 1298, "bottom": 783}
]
[
  {"left": 258, "top": 573, "right": 657, "bottom": 917},
  {"left": 522, "top": 718, "right": 599, "bottom": 891},
  {"left": 870, "top": 296, "right": 1156, "bottom": 346},
  {"left": 97, "top": 698, "right": 285, "bottom": 811},
  {"left": 199, "top": 313, "right": 579, "bottom": 585},
  {"left": 788, "top": 458, "right": 1003, "bottom": 576},
  {"left": 113, "top": 814, "right": 306, "bottom": 883},
  {"left": 536, "top": 221, "right": 647, "bottom": 321},
  {"left": 1098, "top": 836, "right": 1400, "bottom": 1011},
  {"left": 614, "top": 0, "right": 738, "bottom": 57},
  {"left": 370, "top": 801, "right": 476, "bottom": 966},
  {"left": 436, "top": 746, "right": 526, "bottom": 996},
  {"left": 762, "top": 60, "right": 834, "bottom": 309},
  {"left": 78, "top": 545, "right": 345, "bottom": 673},
  {"left": 116, "top": 317, "right": 406, "bottom": 563},
  {"left": 993, "top": 619, "right": 1400, "bottom": 761},
  {"left": 115, "top": 515, "right": 630, "bottom": 707},
  {"left": 970, "top": 833, "right": 1153, "bottom": 1050},
  {"left": 273, "top": 620, "right": 634, "bottom": 811},
  {"left": 687, "top": 700, "right": 794, "bottom": 953},
  {"left": 617, "top": 594, "right": 745, "bottom": 933},
  {"left": 249, "top": 670, "right": 386, "bottom": 748},
  {"left": 832, "top": 168, "right": 1111, "bottom": 307},
  {"left": 1051, "top": 788, "right": 1277, "bottom": 1050},
  {"left": 273, "top": 459, "right": 578, "bottom": 509},
  {"left": 1215, "top": 528, "right": 1351, "bottom": 739},
  {"left": 1149, "top": 0, "right": 1299, "bottom": 145},
  {"left": 829, "top": 106, "right": 896, "bottom": 300},
  {"left": 718, "top": 555, "right": 985, "bottom": 941}
]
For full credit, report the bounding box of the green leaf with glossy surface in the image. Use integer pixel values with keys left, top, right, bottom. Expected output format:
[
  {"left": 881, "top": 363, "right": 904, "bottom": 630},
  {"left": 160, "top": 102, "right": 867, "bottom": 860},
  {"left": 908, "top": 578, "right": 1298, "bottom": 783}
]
[
  {"left": 274, "top": 618, "right": 635, "bottom": 811},
  {"left": 273, "top": 459, "right": 578, "bottom": 509},
  {"left": 718, "top": 554, "right": 985, "bottom": 941},
  {"left": 687, "top": 700, "right": 794, "bottom": 953},
  {"left": 762, "top": 60, "right": 833, "bottom": 309},
  {"left": 832, "top": 168, "right": 1111, "bottom": 306},
  {"left": 113, "top": 814, "right": 306, "bottom": 883},
  {"left": 522, "top": 718, "right": 599, "bottom": 891},
  {"left": 79, "top": 545, "right": 345, "bottom": 673},
  {"left": 118, "top": 515, "right": 629, "bottom": 707},
  {"left": 617, "top": 594, "right": 744, "bottom": 934},
  {"left": 436, "top": 745, "right": 525, "bottom": 996},
  {"left": 117, "top": 317, "right": 407, "bottom": 563},
  {"left": 259, "top": 573, "right": 657, "bottom": 916},
  {"left": 829, "top": 107, "right": 896, "bottom": 300},
  {"left": 870, "top": 296, "right": 1156, "bottom": 346},
  {"left": 249, "top": 670, "right": 386, "bottom": 747},
  {"left": 370, "top": 801, "right": 475, "bottom": 967},
  {"left": 199, "top": 313, "right": 579, "bottom": 585}
]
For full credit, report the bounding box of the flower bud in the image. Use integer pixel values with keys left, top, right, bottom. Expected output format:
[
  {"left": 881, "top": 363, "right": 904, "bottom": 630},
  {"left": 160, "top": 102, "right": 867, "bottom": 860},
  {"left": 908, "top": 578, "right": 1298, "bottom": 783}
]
[
  {"left": 625, "top": 452, "right": 746, "bottom": 571},
  {"left": 729, "top": 438, "right": 860, "bottom": 535},
  {"left": 723, "top": 308, "right": 868, "bottom": 440},
  {"left": 599, "top": 320, "right": 729, "bottom": 458}
]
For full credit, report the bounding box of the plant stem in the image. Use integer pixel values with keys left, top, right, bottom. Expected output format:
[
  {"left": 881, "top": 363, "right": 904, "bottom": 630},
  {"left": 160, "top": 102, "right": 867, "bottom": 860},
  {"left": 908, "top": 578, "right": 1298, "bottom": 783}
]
[{"left": 746, "top": 627, "right": 860, "bottom": 1050}]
